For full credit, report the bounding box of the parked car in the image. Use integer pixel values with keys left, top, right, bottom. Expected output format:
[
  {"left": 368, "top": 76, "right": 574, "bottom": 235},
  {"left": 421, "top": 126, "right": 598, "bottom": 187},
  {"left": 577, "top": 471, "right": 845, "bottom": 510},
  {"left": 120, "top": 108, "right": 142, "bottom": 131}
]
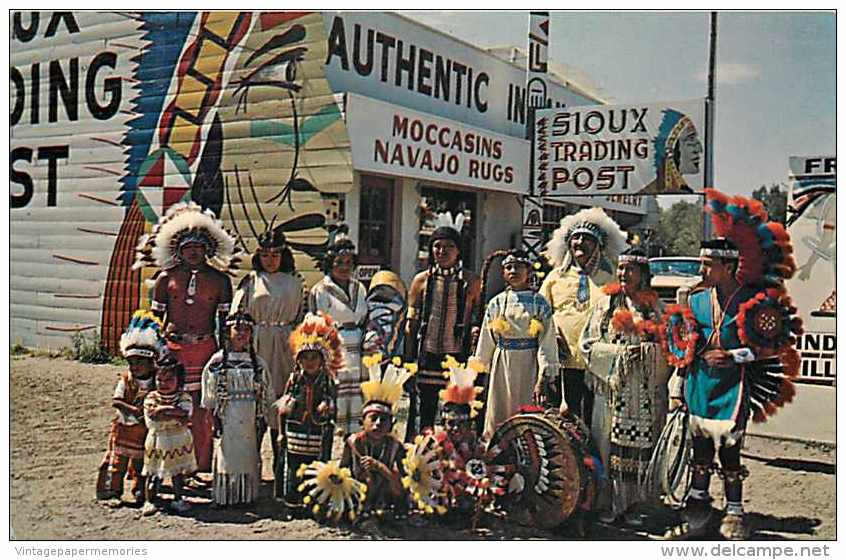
[{"left": 649, "top": 257, "right": 702, "bottom": 304}]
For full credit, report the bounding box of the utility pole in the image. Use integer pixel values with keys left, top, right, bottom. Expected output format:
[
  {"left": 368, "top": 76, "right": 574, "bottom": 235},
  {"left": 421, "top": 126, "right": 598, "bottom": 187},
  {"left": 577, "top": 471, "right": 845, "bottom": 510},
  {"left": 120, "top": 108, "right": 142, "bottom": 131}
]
[{"left": 704, "top": 11, "right": 717, "bottom": 240}]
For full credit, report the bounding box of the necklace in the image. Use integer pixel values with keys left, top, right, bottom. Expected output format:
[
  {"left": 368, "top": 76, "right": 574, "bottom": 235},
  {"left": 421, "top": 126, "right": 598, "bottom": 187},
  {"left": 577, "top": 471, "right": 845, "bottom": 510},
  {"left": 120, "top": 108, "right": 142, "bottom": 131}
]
[
  {"left": 185, "top": 269, "right": 198, "bottom": 305},
  {"left": 708, "top": 285, "right": 742, "bottom": 347}
]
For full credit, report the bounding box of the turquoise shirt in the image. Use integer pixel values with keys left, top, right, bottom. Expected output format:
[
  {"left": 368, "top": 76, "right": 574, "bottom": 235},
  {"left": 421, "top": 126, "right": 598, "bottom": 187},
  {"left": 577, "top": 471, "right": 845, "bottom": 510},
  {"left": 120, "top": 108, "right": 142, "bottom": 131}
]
[{"left": 684, "top": 286, "right": 756, "bottom": 422}]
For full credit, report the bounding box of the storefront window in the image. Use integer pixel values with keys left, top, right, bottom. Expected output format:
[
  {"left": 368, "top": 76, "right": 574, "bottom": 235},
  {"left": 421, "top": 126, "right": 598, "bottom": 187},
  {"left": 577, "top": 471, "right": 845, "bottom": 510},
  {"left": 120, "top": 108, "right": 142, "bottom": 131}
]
[
  {"left": 358, "top": 174, "right": 394, "bottom": 270},
  {"left": 417, "top": 185, "right": 476, "bottom": 271}
]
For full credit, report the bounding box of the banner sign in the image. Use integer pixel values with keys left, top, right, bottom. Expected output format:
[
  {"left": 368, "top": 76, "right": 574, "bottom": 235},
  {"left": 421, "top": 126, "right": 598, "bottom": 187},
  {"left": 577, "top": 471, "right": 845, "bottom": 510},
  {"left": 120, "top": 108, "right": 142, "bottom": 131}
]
[
  {"left": 785, "top": 156, "right": 835, "bottom": 383},
  {"left": 534, "top": 99, "right": 706, "bottom": 196},
  {"left": 347, "top": 93, "right": 529, "bottom": 195},
  {"left": 323, "top": 11, "right": 599, "bottom": 140},
  {"left": 526, "top": 11, "right": 550, "bottom": 113}
]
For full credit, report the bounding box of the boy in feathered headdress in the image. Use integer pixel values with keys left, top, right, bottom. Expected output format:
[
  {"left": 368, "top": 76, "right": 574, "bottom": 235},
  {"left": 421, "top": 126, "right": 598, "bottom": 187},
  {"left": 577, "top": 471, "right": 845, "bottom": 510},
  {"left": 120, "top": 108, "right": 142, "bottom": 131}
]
[
  {"left": 406, "top": 211, "right": 482, "bottom": 435},
  {"left": 540, "top": 207, "right": 626, "bottom": 427},
  {"left": 95, "top": 311, "right": 164, "bottom": 507},
  {"left": 664, "top": 190, "right": 802, "bottom": 540},
  {"left": 275, "top": 313, "right": 341, "bottom": 513},
  {"left": 134, "top": 201, "right": 240, "bottom": 474},
  {"left": 339, "top": 354, "right": 415, "bottom": 515},
  {"left": 474, "top": 249, "right": 559, "bottom": 440}
]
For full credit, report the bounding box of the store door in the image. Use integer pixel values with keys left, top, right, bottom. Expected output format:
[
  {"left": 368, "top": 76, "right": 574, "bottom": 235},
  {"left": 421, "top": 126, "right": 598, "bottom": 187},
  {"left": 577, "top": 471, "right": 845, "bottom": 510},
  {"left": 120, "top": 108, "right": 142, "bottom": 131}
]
[
  {"left": 417, "top": 185, "right": 477, "bottom": 271},
  {"left": 358, "top": 174, "right": 395, "bottom": 282}
]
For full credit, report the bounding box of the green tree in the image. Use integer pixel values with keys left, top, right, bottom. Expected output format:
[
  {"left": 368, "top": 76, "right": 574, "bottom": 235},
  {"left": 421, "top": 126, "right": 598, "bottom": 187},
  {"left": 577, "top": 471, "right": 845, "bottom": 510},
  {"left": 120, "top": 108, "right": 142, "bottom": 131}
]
[
  {"left": 653, "top": 200, "right": 703, "bottom": 256},
  {"left": 751, "top": 183, "right": 788, "bottom": 224}
]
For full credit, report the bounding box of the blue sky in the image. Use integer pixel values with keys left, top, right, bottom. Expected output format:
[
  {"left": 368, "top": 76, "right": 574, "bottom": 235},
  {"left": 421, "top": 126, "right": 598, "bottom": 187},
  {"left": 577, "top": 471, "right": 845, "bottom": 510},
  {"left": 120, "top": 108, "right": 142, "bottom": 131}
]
[{"left": 401, "top": 11, "right": 836, "bottom": 198}]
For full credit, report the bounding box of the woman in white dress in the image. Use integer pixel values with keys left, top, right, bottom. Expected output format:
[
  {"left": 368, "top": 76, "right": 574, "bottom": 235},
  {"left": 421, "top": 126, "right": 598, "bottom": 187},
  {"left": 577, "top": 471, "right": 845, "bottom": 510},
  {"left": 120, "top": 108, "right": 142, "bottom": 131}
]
[
  {"left": 231, "top": 228, "right": 303, "bottom": 471},
  {"left": 579, "top": 247, "right": 669, "bottom": 525},
  {"left": 309, "top": 232, "right": 368, "bottom": 435},
  {"left": 473, "top": 249, "right": 559, "bottom": 439}
]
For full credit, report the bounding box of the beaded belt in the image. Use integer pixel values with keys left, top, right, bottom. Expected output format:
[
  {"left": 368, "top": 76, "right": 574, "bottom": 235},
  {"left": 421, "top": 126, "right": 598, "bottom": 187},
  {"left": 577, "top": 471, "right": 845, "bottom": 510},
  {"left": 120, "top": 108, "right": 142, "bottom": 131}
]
[
  {"left": 497, "top": 337, "right": 538, "bottom": 350},
  {"left": 255, "top": 321, "right": 290, "bottom": 328},
  {"left": 167, "top": 332, "right": 214, "bottom": 344}
]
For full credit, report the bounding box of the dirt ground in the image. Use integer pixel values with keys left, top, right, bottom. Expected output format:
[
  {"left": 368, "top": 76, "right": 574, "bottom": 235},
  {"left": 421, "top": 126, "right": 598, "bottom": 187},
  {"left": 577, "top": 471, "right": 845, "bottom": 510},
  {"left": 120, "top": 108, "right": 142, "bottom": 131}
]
[{"left": 9, "top": 355, "right": 837, "bottom": 541}]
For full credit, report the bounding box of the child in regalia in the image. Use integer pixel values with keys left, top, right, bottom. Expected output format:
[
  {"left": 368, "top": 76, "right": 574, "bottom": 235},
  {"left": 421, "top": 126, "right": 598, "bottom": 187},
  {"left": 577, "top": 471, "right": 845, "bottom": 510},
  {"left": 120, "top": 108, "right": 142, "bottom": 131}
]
[
  {"left": 201, "top": 310, "right": 273, "bottom": 507},
  {"left": 473, "top": 249, "right": 559, "bottom": 439},
  {"left": 141, "top": 353, "right": 197, "bottom": 515},
  {"left": 95, "top": 311, "right": 164, "bottom": 506},
  {"left": 275, "top": 313, "right": 341, "bottom": 513},
  {"left": 339, "top": 354, "right": 414, "bottom": 516},
  {"left": 403, "top": 357, "right": 508, "bottom": 525}
]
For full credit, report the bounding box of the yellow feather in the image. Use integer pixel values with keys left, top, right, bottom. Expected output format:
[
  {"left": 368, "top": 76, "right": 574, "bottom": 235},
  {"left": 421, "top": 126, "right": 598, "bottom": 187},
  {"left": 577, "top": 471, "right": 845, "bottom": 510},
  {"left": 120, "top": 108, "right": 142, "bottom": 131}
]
[
  {"left": 490, "top": 315, "right": 510, "bottom": 334},
  {"left": 528, "top": 318, "right": 544, "bottom": 337}
]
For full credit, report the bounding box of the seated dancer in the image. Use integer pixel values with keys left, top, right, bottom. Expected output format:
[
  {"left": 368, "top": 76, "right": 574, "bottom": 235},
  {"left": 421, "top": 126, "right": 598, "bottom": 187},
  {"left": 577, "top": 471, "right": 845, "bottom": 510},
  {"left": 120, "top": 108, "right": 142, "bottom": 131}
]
[
  {"left": 339, "top": 354, "right": 415, "bottom": 516},
  {"left": 540, "top": 208, "right": 626, "bottom": 424},
  {"left": 96, "top": 311, "right": 164, "bottom": 507},
  {"left": 474, "top": 249, "right": 559, "bottom": 439},
  {"left": 134, "top": 202, "right": 238, "bottom": 474},
  {"left": 665, "top": 190, "right": 803, "bottom": 540},
  {"left": 201, "top": 311, "right": 273, "bottom": 507},
  {"left": 579, "top": 247, "right": 669, "bottom": 525},
  {"left": 275, "top": 313, "right": 341, "bottom": 513},
  {"left": 403, "top": 357, "right": 503, "bottom": 524},
  {"left": 406, "top": 212, "right": 482, "bottom": 435},
  {"left": 141, "top": 353, "right": 196, "bottom": 516}
]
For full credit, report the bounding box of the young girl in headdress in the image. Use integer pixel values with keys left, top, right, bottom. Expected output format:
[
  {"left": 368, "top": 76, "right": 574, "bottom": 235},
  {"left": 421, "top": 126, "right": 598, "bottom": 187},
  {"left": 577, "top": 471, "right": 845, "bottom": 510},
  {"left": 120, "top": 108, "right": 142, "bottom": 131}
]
[
  {"left": 201, "top": 310, "right": 273, "bottom": 507},
  {"left": 473, "top": 249, "right": 559, "bottom": 439},
  {"left": 275, "top": 313, "right": 341, "bottom": 514},
  {"left": 95, "top": 311, "right": 163, "bottom": 507},
  {"left": 141, "top": 353, "right": 197, "bottom": 515}
]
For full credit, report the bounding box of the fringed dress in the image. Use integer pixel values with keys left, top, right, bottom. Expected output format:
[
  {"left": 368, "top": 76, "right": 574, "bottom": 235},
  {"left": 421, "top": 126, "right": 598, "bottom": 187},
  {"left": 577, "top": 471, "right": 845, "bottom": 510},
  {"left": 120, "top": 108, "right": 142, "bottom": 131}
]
[
  {"left": 473, "top": 289, "right": 559, "bottom": 438},
  {"left": 142, "top": 391, "right": 197, "bottom": 479},
  {"left": 309, "top": 276, "right": 367, "bottom": 434},
  {"left": 201, "top": 351, "right": 273, "bottom": 506},
  {"left": 579, "top": 288, "right": 669, "bottom": 516}
]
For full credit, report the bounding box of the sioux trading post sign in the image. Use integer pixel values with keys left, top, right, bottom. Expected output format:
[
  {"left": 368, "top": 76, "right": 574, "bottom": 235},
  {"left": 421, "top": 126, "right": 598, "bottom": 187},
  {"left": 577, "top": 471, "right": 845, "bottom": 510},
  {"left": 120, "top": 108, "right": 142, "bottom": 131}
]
[
  {"left": 534, "top": 99, "right": 706, "bottom": 196},
  {"left": 786, "top": 156, "right": 836, "bottom": 384}
]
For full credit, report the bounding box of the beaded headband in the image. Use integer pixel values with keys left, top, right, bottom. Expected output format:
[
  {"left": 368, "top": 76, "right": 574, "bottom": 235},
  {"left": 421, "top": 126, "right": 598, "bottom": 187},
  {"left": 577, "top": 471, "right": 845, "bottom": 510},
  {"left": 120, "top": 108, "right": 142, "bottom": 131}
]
[
  {"left": 619, "top": 254, "right": 650, "bottom": 265},
  {"left": 700, "top": 248, "right": 739, "bottom": 259}
]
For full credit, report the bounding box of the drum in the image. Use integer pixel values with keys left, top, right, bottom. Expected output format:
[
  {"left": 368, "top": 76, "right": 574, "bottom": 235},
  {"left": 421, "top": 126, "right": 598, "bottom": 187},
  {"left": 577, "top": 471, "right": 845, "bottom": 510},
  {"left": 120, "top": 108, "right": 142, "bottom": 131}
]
[{"left": 486, "top": 407, "right": 597, "bottom": 528}]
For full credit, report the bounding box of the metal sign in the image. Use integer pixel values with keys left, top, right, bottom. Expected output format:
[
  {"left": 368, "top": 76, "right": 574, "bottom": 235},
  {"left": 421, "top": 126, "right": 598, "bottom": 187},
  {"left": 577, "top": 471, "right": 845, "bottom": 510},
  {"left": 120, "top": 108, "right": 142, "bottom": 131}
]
[{"left": 534, "top": 99, "right": 706, "bottom": 196}]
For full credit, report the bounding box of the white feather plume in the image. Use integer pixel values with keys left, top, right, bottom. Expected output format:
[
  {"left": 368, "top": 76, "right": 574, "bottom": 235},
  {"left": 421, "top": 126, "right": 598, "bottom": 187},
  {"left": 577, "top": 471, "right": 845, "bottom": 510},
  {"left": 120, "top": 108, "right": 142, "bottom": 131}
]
[
  {"left": 543, "top": 207, "right": 627, "bottom": 269},
  {"left": 432, "top": 211, "right": 464, "bottom": 234},
  {"left": 132, "top": 202, "right": 240, "bottom": 273},
  {"left": 119, "top": 327, "right": 163, "bottom": 357}
]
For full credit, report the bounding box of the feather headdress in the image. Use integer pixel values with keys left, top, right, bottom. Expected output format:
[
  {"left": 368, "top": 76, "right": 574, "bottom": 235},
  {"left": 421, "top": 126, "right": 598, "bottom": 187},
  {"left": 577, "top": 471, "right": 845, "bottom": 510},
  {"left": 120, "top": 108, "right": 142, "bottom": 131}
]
[
  {"left": 402, "top": 433, "right": 449, "bottom": 515},
  {"left": 296, "top": 460, "right": 368, "bottom": 523},
  {"left": 119, "top": 310, "right": 165, "bottom": 359},
  {"left": 704, "top": 189, "right": 797, "bottom": 287},
  {"left": 360, "top": 353, "right": 417, "bottom": 415},
  {"left": 439, "top": 356, "right": 486, "bottom": 418},
  {"left": 289, "top": 313, "right": 345, "bottom": 377},
  {"left": 543, "top": 207, "right": 627, "bottom": 270},
  {"left": 133, "top": 201, "right": 241, "bottom": 274},
  {"left": 431, "top": 211, "right": 466, "bottom": 235}
]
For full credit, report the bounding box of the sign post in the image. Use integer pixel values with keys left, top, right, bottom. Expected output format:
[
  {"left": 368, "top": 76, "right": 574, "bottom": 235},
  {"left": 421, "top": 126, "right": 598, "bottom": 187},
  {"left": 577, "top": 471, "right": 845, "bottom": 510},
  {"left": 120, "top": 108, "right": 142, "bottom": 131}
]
[{"left": 522, "top": 11, "right": 550, "bottom": 259}]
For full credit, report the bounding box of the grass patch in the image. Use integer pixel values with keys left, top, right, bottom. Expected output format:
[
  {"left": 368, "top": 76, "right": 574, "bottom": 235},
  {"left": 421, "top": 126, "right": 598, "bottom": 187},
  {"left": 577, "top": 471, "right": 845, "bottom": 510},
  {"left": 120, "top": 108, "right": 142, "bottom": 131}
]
[
  {"left": 10, "top": 343, "right": 29, "bottom": 356},
  {"left": 69, "top": 332, "right": 112, "bottom": 364}
]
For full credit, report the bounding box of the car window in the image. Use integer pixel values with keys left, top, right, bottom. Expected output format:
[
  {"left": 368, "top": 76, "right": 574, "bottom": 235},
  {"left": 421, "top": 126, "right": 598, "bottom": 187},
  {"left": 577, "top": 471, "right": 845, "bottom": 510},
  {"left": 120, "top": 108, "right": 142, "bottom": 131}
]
[{"left": 649, "top": 260, "right": 701, "bottom": 277}]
